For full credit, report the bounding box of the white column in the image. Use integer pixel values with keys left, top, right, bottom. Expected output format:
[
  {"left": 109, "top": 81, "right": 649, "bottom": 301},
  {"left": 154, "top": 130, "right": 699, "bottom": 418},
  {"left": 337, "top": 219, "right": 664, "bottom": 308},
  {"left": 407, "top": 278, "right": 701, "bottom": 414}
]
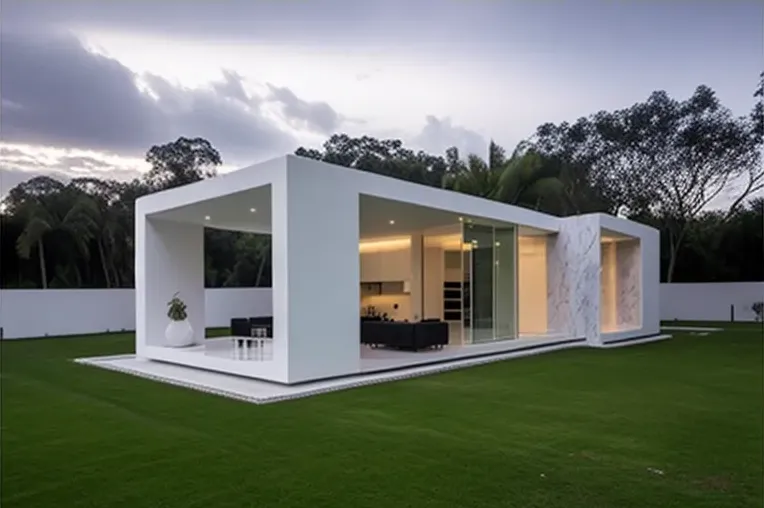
[
  {"left": 409, "top": 234, "right": 423, "bottom": 321},
  {"left": 273, "top": 158, "right": 361, "bottom": 383},
  {"left": 641, "top": 229, "right": 661, "bottom": 336},
  {"left": 136, "top": 216, "right": 204, "bottom": 356}
]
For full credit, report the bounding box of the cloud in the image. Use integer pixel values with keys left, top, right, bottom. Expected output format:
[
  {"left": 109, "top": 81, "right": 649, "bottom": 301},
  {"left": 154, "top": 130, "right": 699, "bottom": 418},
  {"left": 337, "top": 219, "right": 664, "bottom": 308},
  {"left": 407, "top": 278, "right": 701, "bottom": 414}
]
[
  {"left": 411, "top": 115, "right": 488, "bottom": 158},
  {"left": 1, "top": 28, "right": 159, "bottom": 155},
  {"left": 267, "top": 84, "right": 342, "bottom": 135},
  {"left": 212, "top": 70, "right": 253, "bottom": 105},
  {"left": 0, "top": 143, "right": 146, "bottom": 197},
  {"left": 0, "top": 28, "right": 344, "bottom": 165},
  {"left": 0, "top": 1, "right": 433, "bottom": 46}
]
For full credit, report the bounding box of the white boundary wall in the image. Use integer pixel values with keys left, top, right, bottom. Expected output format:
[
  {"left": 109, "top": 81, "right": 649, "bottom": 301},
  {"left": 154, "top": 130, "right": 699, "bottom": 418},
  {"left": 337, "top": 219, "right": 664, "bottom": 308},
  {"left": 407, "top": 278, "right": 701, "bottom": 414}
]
[
  {"left": 0, "top": 288, "right": 272, "bottom": 339},
  {"left": 660, "top": 282, "right": 764, "bottom": 322},
  {"left": 2, "top": 283, "right": 762, "bottom": 339}
]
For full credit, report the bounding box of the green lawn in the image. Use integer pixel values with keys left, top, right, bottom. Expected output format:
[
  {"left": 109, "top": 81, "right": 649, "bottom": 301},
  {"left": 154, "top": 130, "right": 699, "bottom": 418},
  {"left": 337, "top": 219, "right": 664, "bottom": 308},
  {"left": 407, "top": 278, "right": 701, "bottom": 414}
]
[{"left": 1, "top": 325, "right": 762, "bottom": 508}]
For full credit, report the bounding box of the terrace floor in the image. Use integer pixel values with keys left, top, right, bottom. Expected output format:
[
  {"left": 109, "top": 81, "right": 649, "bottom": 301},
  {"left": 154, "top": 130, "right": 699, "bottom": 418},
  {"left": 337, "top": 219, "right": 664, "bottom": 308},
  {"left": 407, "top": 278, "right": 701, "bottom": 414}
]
[
  {"left": 77, "top": 333, "right": 601, "bottom": 404},
  {"left": 136, "top": 330, "right": 582, "bottom": 384}
]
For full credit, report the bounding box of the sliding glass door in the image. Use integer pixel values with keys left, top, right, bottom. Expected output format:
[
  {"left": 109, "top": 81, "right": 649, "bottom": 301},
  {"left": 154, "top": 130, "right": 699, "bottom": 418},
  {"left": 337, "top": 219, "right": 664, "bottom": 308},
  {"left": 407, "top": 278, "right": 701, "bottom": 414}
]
[
  {"left": 462, "top": 222, "right": 517, "bottom": 343},
  {"left": 494, "top": 226, "right": 516, "bottom": 340}
]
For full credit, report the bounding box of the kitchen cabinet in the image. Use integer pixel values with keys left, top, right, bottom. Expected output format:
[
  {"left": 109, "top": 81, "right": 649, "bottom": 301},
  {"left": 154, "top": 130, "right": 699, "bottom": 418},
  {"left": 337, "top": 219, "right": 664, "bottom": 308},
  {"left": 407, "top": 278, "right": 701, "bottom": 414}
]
[{"left": 360, "top": 249, "right": 411, "bottom": 282}]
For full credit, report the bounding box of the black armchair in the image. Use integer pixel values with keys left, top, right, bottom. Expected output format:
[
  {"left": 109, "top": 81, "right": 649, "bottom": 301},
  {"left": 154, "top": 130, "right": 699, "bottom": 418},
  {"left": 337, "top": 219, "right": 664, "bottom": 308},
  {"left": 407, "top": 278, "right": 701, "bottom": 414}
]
[{"left": 230, "top": 318, "right": 251, "bottom": 337}]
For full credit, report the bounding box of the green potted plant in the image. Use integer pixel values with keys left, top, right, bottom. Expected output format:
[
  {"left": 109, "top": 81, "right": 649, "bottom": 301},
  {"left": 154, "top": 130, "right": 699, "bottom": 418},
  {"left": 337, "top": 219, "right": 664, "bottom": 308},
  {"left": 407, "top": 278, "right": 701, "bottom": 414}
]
[{"left": 165, "top": 292, "right": 194, "bottom": 347}]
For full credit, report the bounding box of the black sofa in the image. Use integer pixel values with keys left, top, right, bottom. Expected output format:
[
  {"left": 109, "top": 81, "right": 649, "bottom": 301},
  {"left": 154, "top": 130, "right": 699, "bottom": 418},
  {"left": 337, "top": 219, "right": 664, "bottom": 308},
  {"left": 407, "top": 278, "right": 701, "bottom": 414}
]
[
  {"left": 230, "top": 316, "right": 273, "bottom": 337},
  {"left": 361, "top": 320, "right": 449, "bottom": 351}
]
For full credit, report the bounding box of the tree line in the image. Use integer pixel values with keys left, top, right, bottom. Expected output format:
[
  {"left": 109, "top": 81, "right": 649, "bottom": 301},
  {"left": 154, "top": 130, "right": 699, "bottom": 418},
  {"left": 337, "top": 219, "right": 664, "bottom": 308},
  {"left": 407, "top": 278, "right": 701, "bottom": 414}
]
[{"left": 2, "top": 79, "right": 762, "bottom": 289}]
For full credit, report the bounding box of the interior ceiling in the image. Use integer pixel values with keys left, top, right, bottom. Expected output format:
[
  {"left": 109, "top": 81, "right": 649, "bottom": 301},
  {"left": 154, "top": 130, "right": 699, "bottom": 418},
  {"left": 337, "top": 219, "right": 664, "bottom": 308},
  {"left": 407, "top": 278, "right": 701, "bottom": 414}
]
[{"left": 149, "top": 189, "right": 555, "bottom": 238}]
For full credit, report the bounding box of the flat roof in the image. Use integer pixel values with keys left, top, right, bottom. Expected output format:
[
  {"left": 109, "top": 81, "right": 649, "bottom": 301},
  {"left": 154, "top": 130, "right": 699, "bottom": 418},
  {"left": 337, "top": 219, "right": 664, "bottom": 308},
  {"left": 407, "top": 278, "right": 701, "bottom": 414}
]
[{"left": 137, "top": 155, "right": 563, "bottom": 234}]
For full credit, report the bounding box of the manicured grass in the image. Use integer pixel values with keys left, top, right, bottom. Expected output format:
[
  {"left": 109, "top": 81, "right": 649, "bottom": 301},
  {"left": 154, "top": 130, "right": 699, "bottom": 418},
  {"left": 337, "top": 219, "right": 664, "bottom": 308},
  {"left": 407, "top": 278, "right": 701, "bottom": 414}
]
[{"left": 1, "top": 325, "right": 762, "bottom": 508}]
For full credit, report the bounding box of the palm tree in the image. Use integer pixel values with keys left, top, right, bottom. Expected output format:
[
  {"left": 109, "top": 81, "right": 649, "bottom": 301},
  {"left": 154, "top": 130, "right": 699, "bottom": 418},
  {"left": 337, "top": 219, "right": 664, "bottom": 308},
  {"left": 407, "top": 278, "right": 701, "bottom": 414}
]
[
  {"left": 442, "top": 142, "right": 566, "bottom": 213},
  {"left": 15, "top": 202, "right": 52, "bottom": 289},
  {"left": 14, "top": 182, "right": 100, "bottom": 289},
  {"left": 70, "top": 178, "right": 130, "bottom": 288},
  {"left": 443, "top": 151, "right": 503, "bottom": 198},
  {"left": 495, "top": 148, "right": 566, "bottom": 212}
]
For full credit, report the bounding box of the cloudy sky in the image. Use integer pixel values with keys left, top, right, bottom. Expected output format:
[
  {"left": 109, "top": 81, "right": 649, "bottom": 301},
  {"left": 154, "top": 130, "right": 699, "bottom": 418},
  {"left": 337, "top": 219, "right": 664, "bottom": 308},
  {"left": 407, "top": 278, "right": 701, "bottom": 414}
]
[{"left": 1, "top": 0, "right": 762, "bottom": 197}]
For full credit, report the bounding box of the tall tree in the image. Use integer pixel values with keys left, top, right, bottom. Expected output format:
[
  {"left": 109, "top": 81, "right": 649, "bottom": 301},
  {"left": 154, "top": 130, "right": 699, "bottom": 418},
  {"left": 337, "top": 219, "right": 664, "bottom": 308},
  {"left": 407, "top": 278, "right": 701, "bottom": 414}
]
[
  {"left": 144, "top": 136, "right": 222, "bottom": 191},
  {"left": 752, "top": 71, "right": 763, "bottom": 145},
  {"left": 296, "top": 134, "right": 451, "bottom": 187},
  {"left": 534, "top": 85, "right": 762, "bottom": 281}
]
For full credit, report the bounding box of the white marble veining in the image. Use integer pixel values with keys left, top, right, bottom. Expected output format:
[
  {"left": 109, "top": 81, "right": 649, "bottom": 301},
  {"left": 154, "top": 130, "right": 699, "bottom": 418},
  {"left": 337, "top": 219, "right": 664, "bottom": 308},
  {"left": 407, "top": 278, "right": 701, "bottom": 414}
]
[
  {"left": 547, "top": 215, "right": 601, "bottom": 343},
  {"left": 616, "top": 239, "right": 641, "bottom": 327}
]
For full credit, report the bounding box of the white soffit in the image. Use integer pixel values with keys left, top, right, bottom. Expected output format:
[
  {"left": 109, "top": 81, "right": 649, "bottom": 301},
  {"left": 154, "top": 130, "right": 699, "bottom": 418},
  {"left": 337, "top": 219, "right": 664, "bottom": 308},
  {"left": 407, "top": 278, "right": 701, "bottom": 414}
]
[
  {"left": 150, "top": 185, "right": 272, "bottom": 233},
  {"left": 359, "top": 195, "right": 558, "bottom": 240}
]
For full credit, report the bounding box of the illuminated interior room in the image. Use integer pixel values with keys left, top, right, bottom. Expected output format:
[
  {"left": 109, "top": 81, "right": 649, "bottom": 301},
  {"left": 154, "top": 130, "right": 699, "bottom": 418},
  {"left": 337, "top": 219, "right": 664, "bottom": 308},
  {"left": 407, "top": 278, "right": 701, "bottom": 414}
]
[{"left": 357, "top": 196, "right": 572, "bottom": 353}]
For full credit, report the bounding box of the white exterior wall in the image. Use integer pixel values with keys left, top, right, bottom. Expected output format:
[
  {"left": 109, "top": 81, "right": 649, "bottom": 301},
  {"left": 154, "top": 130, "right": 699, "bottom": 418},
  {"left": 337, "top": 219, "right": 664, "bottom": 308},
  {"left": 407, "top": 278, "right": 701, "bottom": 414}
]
[
  {"left": 276, "top": 157, "right": 361, "bottom": 383},
  {"left": 0, "top": 288, "right": 272, "bottom": 339},
  {"left": 661, "top": 282, "right": 764, "bottom": 322}
]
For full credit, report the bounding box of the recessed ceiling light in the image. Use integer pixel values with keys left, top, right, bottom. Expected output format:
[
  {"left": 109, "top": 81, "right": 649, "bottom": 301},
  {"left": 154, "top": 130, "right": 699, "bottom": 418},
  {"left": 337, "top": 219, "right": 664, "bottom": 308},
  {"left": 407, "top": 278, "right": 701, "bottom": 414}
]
[
  {"left": 249, "top": 208, "right": 256, "bottom": 213},
  {"left": 204, "top": 215, "right": 211, "bottom": 221},
  {"left": 389, "top": 220, "right": 395, "bottom": 225}
]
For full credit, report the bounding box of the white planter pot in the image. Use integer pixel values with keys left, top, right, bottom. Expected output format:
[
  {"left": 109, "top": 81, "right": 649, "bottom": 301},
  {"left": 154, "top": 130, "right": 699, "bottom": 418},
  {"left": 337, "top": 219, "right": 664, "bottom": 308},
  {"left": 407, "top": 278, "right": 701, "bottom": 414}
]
[{"left": 165, "top": 319, "right": 194, "bottom": 347}]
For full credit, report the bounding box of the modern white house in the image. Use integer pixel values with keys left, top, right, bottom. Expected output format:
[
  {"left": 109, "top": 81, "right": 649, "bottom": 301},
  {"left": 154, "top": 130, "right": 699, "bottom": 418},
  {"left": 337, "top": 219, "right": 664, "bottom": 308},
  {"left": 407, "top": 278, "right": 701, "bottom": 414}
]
[{"left": 135, "top": 155, "right": 661, "bottom": 385}]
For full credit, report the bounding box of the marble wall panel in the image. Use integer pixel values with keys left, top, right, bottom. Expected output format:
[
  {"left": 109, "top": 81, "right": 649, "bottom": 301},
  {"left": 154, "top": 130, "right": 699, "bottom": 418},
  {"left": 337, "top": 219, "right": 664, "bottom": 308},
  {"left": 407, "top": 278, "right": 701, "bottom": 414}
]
[{"left": 547, "top": 215, "right": 601, "bottom": 342}]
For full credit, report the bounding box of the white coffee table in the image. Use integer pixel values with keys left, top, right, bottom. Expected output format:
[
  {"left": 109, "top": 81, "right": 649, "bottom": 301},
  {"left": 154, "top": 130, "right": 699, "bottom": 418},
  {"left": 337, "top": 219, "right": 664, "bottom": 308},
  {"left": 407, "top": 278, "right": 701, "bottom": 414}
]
[{"left": 232, "top": 337, "right": 271, "bottom": 360}]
